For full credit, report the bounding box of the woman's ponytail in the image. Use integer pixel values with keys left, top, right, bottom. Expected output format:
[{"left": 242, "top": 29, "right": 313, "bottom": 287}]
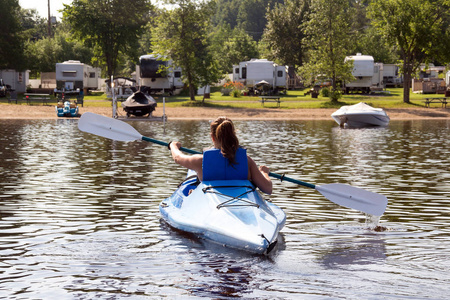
[{"left": 210, "top": 117, "right": 239, "bottom": 165}]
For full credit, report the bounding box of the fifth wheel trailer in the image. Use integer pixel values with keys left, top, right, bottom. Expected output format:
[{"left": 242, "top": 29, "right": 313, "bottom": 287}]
[
  {"left": 232, "top": 59, "right": 288, "bottom": 95},
  {"left": 136, "top": 54, "right": 183, "bottom": 95},
  {"left": 55, "top": 60, "right": 101, "bottom": 94},
  {"left": 344, "top": 54, "right": 384, "bottom": 93}
]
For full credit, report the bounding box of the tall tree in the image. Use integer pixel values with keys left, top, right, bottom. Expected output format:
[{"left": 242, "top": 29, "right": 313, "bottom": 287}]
[
  {"left": 300, "top": 0, "right": 353, "bottom": 101},
  {"left": 0, "top": 0, "right": 26, "bottom": 70},
  {"left": 369, "top": 0, "right": 450, "bottom": 103},
  {"left": 209, "top": 25, "right": 259, "bottom": 74},
  {"left": 25, "top": 25, "right": 94, "bottom": 75},
  {"left": 261, "top": 0, "right": 310, "bottom": 69},
  {"left": 62, "top": 0, "right": 152, "bottom": 77},
  {"left": 152, "top": 0, "right": 219, "bottom": 101}
]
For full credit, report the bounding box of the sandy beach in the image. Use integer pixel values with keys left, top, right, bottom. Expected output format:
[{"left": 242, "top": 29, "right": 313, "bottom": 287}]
[{"left": 0, "top": 103, "right": 449, "bottom": 120}]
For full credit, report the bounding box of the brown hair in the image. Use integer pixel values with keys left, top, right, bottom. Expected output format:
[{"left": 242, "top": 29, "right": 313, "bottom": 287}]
[{"left": 210, "top": 117, "right": 239, "bottom": 164}]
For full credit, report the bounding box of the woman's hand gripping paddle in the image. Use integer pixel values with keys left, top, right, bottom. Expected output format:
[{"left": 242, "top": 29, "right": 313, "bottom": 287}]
[{"left": 78, "top": 112, "right": 388, "bottom": 216}]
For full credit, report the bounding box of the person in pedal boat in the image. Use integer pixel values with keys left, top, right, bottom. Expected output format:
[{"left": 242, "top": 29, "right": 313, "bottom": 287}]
[{"left": 169, "top": 116, "right": 273, "bottom": 194}]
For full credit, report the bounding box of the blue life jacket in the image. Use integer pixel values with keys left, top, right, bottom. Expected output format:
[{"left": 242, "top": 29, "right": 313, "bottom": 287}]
[{"left": 202, "top": 148, "right": 248, "bottom": 181}]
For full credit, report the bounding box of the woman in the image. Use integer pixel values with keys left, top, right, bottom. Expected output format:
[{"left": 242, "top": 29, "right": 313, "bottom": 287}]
[{"left": 169, "top": 117, "right": 272, "bottom": 194}]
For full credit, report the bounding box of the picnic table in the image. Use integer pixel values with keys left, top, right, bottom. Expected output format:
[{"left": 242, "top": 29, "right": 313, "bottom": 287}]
[
  {"left": 424, "top": 97, "right": 447, "bottom": 108},
  {"left": 24, "top": 93, "right": 52, "bottom": 105},
  {"left": 259, "top": 96, "right": 281, "bottom": 107}
]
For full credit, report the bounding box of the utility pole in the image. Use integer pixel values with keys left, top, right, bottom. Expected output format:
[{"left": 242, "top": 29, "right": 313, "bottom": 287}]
[{"left": 47, "top": 0, "right": 51, "bottom": 38}]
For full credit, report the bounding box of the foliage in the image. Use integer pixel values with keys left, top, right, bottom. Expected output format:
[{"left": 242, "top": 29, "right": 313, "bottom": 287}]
[
  {"left": 212, "top": 0, "right": 283, "bottom": 41},
  {"left": 300, "top": 0, "right": 354, "bottom": 102},
  {"left": 62, "top": 0, "right": 152, "bottom": 77},
  {"left": 320, "top": 87, "right": 330, "bottom": 97},
  {"left": 24, "top": 25, "right": 93, "bottom": 76},
  {"left": 0, "top": 0, "right": 26, "bottom": 70},
  {"left": 152, "top": 0, "right": 220, "bottom": 101},
  {"left": 261, "top": 0, "right": 310, "bottom": 68},
  {"left": 368, "top": 0, "right": 450, "bottom": 103},
  {"left": 19, "top": 8, "right": 47, "bottom": 42},
  {"left": 221, "top": 81, "right": 244, "bottom": 96},
  {"left": 209, "top": 25, "right": 259, "bottom": 74}
]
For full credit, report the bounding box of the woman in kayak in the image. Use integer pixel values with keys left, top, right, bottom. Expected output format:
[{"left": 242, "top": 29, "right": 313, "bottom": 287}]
[{"left": 169, "top": 117, "right": 273, "bottom": 194}]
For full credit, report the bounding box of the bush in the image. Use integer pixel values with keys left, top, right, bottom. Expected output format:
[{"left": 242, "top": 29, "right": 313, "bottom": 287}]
[
  {"left": 320, "top": 87, "right": 330, "bottom": 97},
  {"left": 232, "top": 89, "right": 241, "bottom": 97}
]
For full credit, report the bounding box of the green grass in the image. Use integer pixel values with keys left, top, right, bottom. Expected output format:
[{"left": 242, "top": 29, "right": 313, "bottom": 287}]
[{"left": 2, "top": 87, "right": 444, "bottom": 109}]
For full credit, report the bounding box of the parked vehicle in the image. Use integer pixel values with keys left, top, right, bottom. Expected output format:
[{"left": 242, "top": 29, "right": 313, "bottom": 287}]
[
  {"left": 344, "top": 54, "right": 384, "bottom": 93},
  {"left": 232, "top": 59, "right": 288, "bottom": 95},
  {"left": 383, "top": 64, "right": 403, "bottom": 87},
  {"left": 55, "top": 60, "right": 101, "bottom": 94},
  {"left": 136, "top": 54, "right": 183, "bottom": 95},
  {"left": 105, "top": 77, "right": 137, "bottom": 100}
]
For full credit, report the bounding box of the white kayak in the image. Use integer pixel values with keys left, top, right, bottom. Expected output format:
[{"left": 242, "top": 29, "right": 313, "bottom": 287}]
[{"left": 159, "top": 170, "right": 286, "bottom": 254}]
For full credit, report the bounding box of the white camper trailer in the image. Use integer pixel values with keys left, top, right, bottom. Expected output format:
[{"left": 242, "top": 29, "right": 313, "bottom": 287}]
[
  {"left": 136, "top": 54, "right": 183, "bottom": 95},
  {"left": 55, "top": 60, "right": 101, "bottom": 94},
  {"left": 344, "top": 54, "right": 384, "bottom": 93},
  {"left": 232, "top": 59, "right": 287, "bottom": 95},
  {"left": 383, "top": 64, "right": 403, "bottom": 87},
  {"left": 0, "top": 69, "right": 30, "bottom": 93}
]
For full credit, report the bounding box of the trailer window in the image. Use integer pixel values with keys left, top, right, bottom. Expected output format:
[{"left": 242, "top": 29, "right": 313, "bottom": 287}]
[
  {"left": 62, "top": 71, "right": 77, "bottom": 77},
  {"left": 235, "top": 68, "right": 239, "bottom": 74},
  {"left": 174, "top": 71, "right": 181, "bottom": 78},
  {"left": 89, "top": 72, "right": 96, "bottom": 78},
  {"left": 277, "top": 70, "right": 283, "bottom": 77},
  {"left": 242, "top": 67, "right": 247, "bottom": 79}
]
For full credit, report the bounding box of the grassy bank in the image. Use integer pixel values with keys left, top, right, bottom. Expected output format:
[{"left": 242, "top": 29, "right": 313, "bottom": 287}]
[{"left": 2, "top": 88, "right": 446, "bottom": 109}]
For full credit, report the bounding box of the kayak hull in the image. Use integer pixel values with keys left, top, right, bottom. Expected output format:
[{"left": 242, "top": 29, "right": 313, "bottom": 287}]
[{"left": 159, "top": 171, "right": 286, "bottom": 254}]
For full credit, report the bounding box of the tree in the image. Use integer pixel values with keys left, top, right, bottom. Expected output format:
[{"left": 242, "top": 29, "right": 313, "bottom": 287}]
[
  {"left": 24, "top": 24, "right": 93, "bottom": 76},
  {"left": 0, "top": 0, "right": 26, "bottom": 70},
  {"left": 300, "top": 0, "right": 354, "bottom": 101},
  {"left": 62, "top": 0, "right": 152, "bottom": 78},
  {"left": 209, "top": 25, "right": 259, "bottom": 74},
  {"left": 19, "top": 8, "right": 47, "bottom": 42},
  {"left": 261, "top": 0, "right": 310, "bottom": 69},
  {"left": 369, "top": 0, "right": 450, "bottom": 103},
  {"left": 152, "top": 0, "right": 220, "bottom": 101}
]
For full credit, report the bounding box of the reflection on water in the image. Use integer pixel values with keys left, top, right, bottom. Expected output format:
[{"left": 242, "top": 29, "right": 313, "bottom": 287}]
[{"left": 0, "top": 119, "right": 449, "bottom": 298}]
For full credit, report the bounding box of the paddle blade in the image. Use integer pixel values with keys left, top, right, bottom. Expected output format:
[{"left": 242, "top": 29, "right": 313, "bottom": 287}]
[
  {"left": 78, "top": 112, "right": 142, "bottom": 142},
  {"left": 316, "top": 183, "right": 388, "bottom": 216}
]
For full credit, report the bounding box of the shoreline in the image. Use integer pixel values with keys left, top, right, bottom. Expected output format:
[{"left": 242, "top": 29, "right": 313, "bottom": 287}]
[{"left": 0, "top": 104, "right": 449, "bottom": 120}]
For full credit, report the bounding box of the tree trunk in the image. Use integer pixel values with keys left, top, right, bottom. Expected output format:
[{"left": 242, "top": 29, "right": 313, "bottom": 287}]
[{"left": 402, "top": 60, "right": 411, "bottom": 103}]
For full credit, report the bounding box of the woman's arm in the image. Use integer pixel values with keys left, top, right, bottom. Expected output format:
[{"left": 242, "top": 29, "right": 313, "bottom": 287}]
[
  {"left": 247, "top": 156, "right": 272, "bottom": 195},
  {"left": 169, "top": 141, "right": 203, "bottom": 178}
]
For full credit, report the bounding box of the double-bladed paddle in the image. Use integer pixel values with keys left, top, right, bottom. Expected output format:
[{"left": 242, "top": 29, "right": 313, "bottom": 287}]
[{"left": 78, "top": 112, "right": 388, "bottom": 216}]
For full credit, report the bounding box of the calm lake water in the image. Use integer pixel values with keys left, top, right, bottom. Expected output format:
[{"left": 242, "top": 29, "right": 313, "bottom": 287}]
[{"left": 0, "top": 118, "right": 449, "bottom": 299}]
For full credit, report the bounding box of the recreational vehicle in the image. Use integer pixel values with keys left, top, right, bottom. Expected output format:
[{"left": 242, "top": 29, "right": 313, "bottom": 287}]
[
  {"left": 383, "top": 64, "right": 403, "bottom": 87},
  {"left": 0, "top": 69, "right": 29, "bottom": 93},
  {"left": 136, "top": 54, "right": 183, "bottom": 95},
  {"left": 344, "top": 54, "right": 384, "bottom": 93},
  {"left": 55, "top": 60, "right": 101, "bottom": 94},
  {"left": 232, "top": 59, "right": 288, "bottom": 95}
]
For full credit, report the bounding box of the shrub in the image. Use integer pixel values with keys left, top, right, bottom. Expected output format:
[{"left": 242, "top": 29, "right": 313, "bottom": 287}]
[
  {"left": 232, "top": 89, "right": 241, "bottom": 97},
  {"left": 320, "top": 87, "right": 330, "bottom": 97}
]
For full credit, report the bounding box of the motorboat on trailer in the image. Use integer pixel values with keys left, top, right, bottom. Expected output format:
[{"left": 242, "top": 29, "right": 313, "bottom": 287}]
[
  {"left": 121, "top": 91, "right": 157, "bottom": 117},
  {"left": 159, "top": 170, "right": 286, "bottom": 255},
  {"left": 331, "top": 102, "right": 390, "bottom": 127}
]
